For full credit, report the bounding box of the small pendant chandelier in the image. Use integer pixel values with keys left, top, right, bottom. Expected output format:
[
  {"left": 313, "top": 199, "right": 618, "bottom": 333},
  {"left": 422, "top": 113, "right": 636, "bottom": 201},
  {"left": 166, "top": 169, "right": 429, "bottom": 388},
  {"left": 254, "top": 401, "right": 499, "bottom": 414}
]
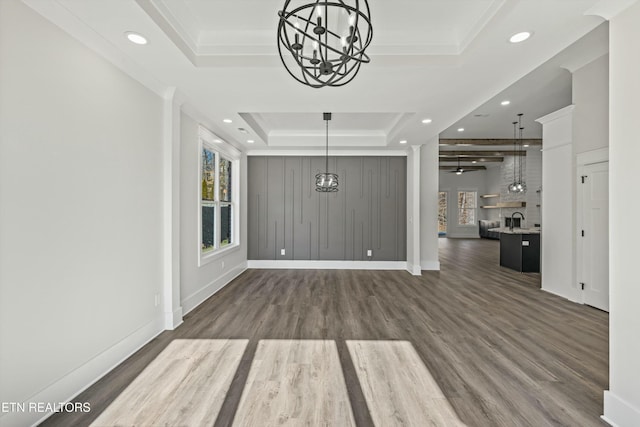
[
  {"left": 508, "top": 120, "right": 519, "bottom": 193},
  {"left": 515, "top": 121, "right": 527, "bottom": 193},
  {"left": 277, "top": 0, "right": 373, "bottom": 88},
  {"left": 508, "top": 113, "right": 527, "bottom": 193},
  {"left": 315, "top": 112, "right": 339, "bottom": 192}
]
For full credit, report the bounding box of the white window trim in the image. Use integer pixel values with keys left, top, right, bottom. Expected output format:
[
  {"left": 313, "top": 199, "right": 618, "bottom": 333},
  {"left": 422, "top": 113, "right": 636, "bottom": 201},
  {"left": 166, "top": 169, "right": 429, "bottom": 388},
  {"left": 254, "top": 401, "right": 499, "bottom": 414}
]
[
  {"left": 198, "top": 126, "right": 241, "bottom": 266},
  {"left": 457, "top": 188, "right": 478, "bottom": 227}
]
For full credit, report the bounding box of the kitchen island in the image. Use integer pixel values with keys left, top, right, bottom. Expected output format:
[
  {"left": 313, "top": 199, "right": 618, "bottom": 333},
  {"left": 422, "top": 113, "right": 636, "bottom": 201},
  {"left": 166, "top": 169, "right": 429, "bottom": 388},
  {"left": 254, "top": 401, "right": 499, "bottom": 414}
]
[{"left": 489, "top": 227, "right": 541, "bottom": 273}]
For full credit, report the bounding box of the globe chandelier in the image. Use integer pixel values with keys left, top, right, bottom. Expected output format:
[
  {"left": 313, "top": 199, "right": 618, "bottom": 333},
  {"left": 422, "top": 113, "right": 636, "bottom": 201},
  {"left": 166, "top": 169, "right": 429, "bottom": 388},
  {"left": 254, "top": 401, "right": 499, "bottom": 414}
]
[
  {"left": 277, "top": 0, "right": 373, "bottom": 88},
  {"left": 315, "top": 113, "right": 339, "bottom": 192}
]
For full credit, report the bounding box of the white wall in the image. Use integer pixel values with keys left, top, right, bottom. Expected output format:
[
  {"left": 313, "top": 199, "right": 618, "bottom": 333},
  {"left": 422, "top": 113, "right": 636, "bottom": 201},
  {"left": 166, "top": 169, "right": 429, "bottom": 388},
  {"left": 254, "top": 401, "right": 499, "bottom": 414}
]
[
  {"left": 438, "top": 169, "right": 487, "bottom": 238},
  {"left": 573, "top": 54, "right": 610, "bottom": 155},
  {"left": 536, "top": 51, "right": 610, "bottom": 307},
  {"left": 420, "top": 138, "right": 439, "bottom": 270},
  {"left": 605, "top": 2, "right": 640, "bottom": 425},
  {"left": 0, "top": 2, "right": 165, "bottom": 426},
  {"left": 179, "top": 113, "right": 248, "bottom": 314}
]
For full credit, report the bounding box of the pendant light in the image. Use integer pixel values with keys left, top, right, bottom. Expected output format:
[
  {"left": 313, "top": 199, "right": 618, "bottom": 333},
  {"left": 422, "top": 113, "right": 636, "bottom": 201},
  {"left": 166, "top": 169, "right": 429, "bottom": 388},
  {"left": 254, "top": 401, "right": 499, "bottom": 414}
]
[
  {"left": 516, "top": 113, "right": 527, "bottom": 193},
  {"left": 508, "top": 120, "right": 519, "bottom": 193},
  {"left": 315, "top": 112, "right": 339, "bottom": 192}
]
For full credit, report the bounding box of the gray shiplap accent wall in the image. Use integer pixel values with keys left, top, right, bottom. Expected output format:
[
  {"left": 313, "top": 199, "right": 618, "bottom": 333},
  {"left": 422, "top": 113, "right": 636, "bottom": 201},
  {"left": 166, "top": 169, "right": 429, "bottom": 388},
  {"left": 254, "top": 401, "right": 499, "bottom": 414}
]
[{"left": 248, "top": 156, "right": 406, "bottom": 261}]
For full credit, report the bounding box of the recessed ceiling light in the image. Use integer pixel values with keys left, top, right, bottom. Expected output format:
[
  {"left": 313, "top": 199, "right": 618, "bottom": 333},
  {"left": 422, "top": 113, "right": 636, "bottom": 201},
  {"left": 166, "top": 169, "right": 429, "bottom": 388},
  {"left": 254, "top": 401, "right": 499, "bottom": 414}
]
[
  {"left": 523, "top": 144, "right": 530, "bottom": 148},
  {"left": 501, "top": 100, "right": 511, "bottom": 106},
  {"left": 457, "top": 128, "right": 465, "bottom": 132},
  {"left": 125, "top": 32, "right": 148, "bottom": 45},
  {"left": 422, "top": 119, "right": 432, "bottom": 124},
  {"left": 399, "top": 140, "right": 407, "bottom": 144},
  {"left": 509, "top": 32, "right": 531, "bottom": 43},
  {"left": 223, "top": 119, "right": 233, "bottom": 124},
  {"left": 247, "top": 139, "right": 255, "bottom": 144},
  {"left": 472, "top": 160, "right": 477, "bottom": 164},
  {"left": 213, "top": 139, "right": 222, "bottom": 143}
]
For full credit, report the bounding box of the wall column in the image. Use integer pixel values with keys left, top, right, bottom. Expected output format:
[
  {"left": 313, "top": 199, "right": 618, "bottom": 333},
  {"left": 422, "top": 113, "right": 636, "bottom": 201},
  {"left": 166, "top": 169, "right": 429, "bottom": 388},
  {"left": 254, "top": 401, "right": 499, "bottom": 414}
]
[
  {"left": 604, "top": 1, "right": 640, "bottom": 425},
  {"left": 163, "top": 88, "right": 183, "bottom": 329},
  {"left": 406, "top": 146, "right": 421, "bottom": 275},
  {"left": 536, "top": 105, "right": 577, "bottom": 302},
  {"left": 420, "top": 137, "right": 440, "bottom": 270}
]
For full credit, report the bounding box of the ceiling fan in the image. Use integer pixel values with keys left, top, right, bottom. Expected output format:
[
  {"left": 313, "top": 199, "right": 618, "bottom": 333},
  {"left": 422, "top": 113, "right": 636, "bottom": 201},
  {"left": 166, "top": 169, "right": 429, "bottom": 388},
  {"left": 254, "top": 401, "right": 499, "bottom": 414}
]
[{"left": 449, "top": 157, "right": 475, "bottom": 174}]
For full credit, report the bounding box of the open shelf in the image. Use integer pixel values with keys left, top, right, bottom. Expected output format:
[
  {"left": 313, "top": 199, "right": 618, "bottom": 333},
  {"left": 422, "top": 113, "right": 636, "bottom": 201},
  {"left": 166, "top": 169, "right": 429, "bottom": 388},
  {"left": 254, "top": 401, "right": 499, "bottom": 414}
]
[
  {"left": 497, "top": 201, "right": 526, "bottom": 208},
  {"left": 480, "top": 195, "right": 526, "bottom": 209}
]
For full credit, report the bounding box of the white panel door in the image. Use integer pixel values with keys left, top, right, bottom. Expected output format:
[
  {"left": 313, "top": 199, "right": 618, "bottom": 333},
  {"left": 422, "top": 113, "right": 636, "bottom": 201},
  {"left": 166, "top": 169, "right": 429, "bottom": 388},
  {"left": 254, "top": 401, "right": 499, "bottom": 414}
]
[{"left": 580, "top": 161, "right": 609, "bottom": 311}]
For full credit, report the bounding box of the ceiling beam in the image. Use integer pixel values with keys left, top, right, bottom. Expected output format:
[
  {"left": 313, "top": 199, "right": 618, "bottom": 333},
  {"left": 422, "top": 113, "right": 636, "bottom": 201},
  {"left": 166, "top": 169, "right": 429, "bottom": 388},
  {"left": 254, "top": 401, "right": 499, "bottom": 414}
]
[
  {"left": 439, "top": 138, "right": 542, "bottom": 146},
  {"left": 438, "top": 150, "right": 526, "bottom": 157},
  {"left": 439, "top": 165, "right": 487, "bottom": 171},
  {"left": 439, "top": 156, "right": 504, "bottom": 163}
]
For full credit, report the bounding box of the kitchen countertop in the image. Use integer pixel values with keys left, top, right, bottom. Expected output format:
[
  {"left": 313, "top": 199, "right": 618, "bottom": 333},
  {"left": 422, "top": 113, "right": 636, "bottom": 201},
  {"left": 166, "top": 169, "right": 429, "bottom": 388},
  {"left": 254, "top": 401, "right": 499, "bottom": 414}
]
[{"left": 488, "top": 227, "right": 541, "bottom": 235}]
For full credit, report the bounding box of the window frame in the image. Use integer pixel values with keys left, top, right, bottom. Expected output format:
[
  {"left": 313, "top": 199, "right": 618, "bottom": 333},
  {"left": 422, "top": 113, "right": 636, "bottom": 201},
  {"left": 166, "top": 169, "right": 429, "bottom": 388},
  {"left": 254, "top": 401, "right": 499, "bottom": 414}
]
[
  {"left": 198, "top": 126, "right": 241, "bottom": 266},
  {"left": 457, "top": 189, "right": 478, "bottom": 227}
]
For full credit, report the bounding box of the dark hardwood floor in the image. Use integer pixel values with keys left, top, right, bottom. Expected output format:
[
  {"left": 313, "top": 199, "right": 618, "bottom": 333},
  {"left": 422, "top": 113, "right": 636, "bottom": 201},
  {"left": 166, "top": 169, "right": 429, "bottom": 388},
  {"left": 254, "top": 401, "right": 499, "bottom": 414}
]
[{"left": 42, "top": 238, "right": 608, "bottom": 426}]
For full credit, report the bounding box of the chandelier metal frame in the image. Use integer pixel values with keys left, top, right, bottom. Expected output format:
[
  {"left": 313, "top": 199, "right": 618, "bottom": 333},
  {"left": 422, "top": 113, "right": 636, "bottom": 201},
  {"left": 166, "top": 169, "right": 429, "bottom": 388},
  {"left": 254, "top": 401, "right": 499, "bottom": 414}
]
[{"left": 277, "top": 0, "right": 373, "bottom": 88}]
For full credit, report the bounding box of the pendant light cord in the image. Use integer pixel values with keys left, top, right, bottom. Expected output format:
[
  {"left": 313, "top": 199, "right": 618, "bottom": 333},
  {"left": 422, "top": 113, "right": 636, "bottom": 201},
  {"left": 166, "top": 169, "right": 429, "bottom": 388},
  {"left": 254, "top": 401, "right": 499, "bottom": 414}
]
[
  {"left": 325, "top": 118, "right": 329, "bottom": 173},
  {"left": 518, "top": 114, "right": 523, "bottom": 184},
  {"left": 512, "top": 122, "right": 517, "bottom": 185}
]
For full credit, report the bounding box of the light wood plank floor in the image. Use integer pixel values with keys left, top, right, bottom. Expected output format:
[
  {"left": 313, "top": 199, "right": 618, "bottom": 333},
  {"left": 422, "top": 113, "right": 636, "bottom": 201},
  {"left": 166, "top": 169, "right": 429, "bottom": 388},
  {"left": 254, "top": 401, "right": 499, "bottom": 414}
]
[
  {"left": 347, "top": 340, "right": 465, "bottom": 427},
  {"left": 90, "top": 339, "right": 247, "bottom": 427},
  {"left": 42, "top": 238, "right": 608, "bottom": 427},
  {"left": 233, "top": 340, "right": 355, "bottom": 427}
]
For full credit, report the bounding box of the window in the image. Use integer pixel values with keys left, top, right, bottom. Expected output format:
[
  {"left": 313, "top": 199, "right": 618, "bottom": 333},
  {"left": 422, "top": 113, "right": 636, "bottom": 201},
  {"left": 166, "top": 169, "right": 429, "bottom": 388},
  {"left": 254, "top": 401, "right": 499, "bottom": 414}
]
[
  {"left": 457, "top": 191, "right": 477, "bottom": 225},
  {"left": 438, "top": 191, "right": 447, "bottom": 234},
  {"left": 201, "top": 146, "right": 216, "bottom": 253},
  {"left": 219, "top": 157, "right": 232, "bottom": 247},
  {"left": 199, "top": 126, "right": 239, "bottom": 264}
]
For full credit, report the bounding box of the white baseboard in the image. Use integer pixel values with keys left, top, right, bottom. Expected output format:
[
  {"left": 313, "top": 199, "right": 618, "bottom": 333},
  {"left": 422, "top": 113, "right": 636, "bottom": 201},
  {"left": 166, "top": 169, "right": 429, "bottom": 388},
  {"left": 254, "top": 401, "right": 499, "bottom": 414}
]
[
  {"left": 164, "top": 307, "right": 183, "bottom": 330},
  {"left": 603, "top": 391, "right": 640, "bottom": 427},
  {"left": 421, "top": 260, "right": 441, "bottom": 271},
  {"left": 406, "top": 263, "right": 422, "bottom": 276},
  {"left": 181, "top": 262, "right": 248, "bottom": 315},
  {"left": 0, "top": 315, "right": 165, "bottom": 427},
  {"left": 246, "top": 260, "right": 407, "bottom": 270},
  {"left": 540, "top": 286, "right": 580, "bottom": 303}
]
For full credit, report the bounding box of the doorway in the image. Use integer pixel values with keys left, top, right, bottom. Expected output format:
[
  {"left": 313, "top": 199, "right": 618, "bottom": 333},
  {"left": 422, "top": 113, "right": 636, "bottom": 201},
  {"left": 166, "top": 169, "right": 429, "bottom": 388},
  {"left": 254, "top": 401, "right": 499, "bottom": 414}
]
[{"left": 577, "top": 160, "right": 609, "bottom": 312}]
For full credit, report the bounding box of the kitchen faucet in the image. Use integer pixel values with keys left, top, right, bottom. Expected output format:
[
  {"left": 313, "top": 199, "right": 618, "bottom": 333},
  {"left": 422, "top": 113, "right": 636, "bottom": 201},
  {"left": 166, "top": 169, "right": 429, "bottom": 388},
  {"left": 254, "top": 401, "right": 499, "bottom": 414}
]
[{"left": 510, "top": 211, "right": 525, "bottom": 230}]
